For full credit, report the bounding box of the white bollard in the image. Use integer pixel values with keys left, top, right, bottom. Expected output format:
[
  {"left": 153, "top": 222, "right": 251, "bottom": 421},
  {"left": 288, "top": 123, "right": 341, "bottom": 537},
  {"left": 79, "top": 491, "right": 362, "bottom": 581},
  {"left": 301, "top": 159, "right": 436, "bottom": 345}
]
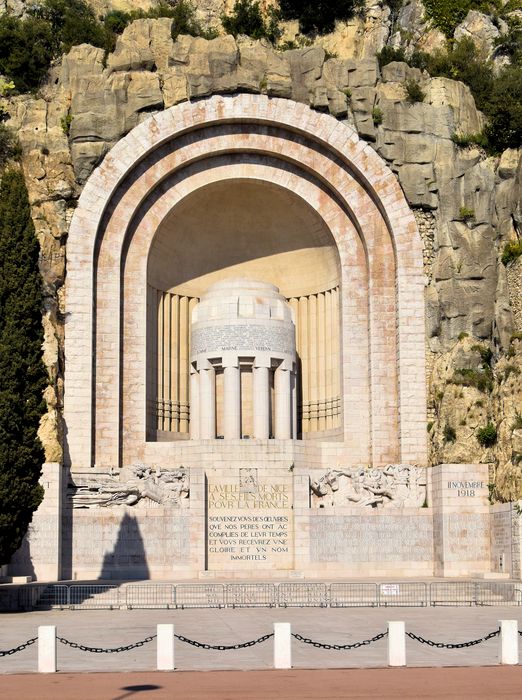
[
  {"left": 274, "top": 622, "right": 292, "bottom": 669},
  {"left": 157, "top": 624, "right": 175, "bottom": 671},
  {"left": 387, "top": 621, "right": 406, "bottom": 667},
  {"left": 498, "top": 620, "right": 519, "bottom": 665},
  {"left": 38, "top": 625, "right": 57, "bottom": 673}
]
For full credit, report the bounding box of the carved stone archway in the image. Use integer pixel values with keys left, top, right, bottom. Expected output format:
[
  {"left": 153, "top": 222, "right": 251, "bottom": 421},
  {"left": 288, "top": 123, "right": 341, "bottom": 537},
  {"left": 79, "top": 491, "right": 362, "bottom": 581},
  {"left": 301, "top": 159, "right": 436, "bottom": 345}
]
[{"left": 65, "top": 94, "right": 427, "bottom": 471}]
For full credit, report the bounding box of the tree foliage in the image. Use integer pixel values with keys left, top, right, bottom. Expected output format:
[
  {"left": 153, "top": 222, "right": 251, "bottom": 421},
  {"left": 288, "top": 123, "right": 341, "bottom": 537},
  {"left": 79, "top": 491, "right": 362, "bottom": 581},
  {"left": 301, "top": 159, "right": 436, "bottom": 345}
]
[
  {"left": 379, "top": 36, "right": 522, "bottom": 152},
  {"left": 0, "top": 170, "right": 47, "bottom": 565},
  {"left": 423, "top": 0, "right": 501, "bottom": 37},
  {"left": 222, "top": 0, "right": 281, "bottom": 42},
  {"left": 279, "top": 0, "right": 365, "bottom": 35},
  {"left": 0, "top": 0, "right": 211, "bottom": 91},
  {"left": 0, "top": 14, "right": 55, "bottom": 92}
]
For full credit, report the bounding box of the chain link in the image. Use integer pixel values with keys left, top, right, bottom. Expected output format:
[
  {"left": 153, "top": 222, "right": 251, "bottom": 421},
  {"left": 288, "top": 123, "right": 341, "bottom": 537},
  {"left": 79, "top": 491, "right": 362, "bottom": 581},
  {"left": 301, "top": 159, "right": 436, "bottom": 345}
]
[
  {"left": 292, "top": 630, "right": 388, "bottom": 650},
  {"left": 0, "top": 637, "right": 37, "bottom": 657},
  {"left": 406, "top": 628, "right": 500, "bottom": 649},
  {"left": 174, "top": 632, "right": 274, "bottom": 650},
  {"left": 57, "top": 635, "right": 157, "bottom": 653}
]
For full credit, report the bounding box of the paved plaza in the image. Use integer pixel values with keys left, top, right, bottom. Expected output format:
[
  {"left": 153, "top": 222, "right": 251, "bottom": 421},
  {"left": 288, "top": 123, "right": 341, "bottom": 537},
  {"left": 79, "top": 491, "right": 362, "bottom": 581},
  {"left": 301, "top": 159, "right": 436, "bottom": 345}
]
[
  {"left": 2, "top": 667, "right": 522, "bottom": 700},
  {"left": 2, "top": 606, "right": 522, "bottom": 674}
]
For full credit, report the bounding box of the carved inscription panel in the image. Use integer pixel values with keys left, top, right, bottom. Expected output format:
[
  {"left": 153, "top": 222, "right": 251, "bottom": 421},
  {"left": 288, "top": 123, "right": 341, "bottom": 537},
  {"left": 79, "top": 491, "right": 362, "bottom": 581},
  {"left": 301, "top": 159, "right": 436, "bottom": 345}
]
[
  {"left": 192, "top": 324, "right": 295, "bottom": 356},
  {"left": 207, "top": 469, "right": 294, "bottom": 570}
]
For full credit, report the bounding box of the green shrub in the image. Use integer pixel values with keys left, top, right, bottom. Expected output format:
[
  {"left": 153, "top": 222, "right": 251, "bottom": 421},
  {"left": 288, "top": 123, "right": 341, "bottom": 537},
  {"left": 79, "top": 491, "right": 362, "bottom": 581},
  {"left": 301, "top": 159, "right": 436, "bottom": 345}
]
[
  {"left": 170, "top": 0, "right": 216, "bottom": 40},
  {"left": 372, "top": 106, "right": 383, "bottom": 126},
  {"left": 31, "top": 0, "right": 106, "bottom": 53},
  {"left": 0, "top": 124, "right": 21, "bottom": 168},
  {"left": 103, "top": 10, "right": 130, "bottom": 35},
  {"left": 493, "top": 14, "right": 522, "bottom": 66},
  {"left": 0, "top": 14, "right": 55, "bottom": 91},
  {"left": 404, "top": 78, "right": 425, "bottom": 103},
  {"left": 503, "top": 364, "right": 521, "bottom": 381},
  {"left": 278, "top": 0, "right": 365, "bottom": 35},
  {"left": 483, "top": 64, "right": 522, "bottom": 152},
  {"left": 222, "top": 0, "right": 281, "bottom": 42},
  {"left": 443, "top": 423, "right": 456, "bottom": 443},
  {"left": 451, "top": 131, "right": 489, "bottom": 149},
  {"left": 376, "top": 45, "right": 405, "bottom": 68},
  {"left": 451, "top": 367, "right": 494, "bottom": 393},
  {"left": 476, "top": 422, "right": 497, "bottom": 447},
  {"left": 61, "top": 114, "right": 72, "bottom": 136},
  {"left": 404, "top": 38, "right": 522, "bottom": 154},
  {"left": 459, "top": 206, "right": 475, "bottom": 222},
  {"left": 471, "top": 344, "right": 493, "bottom": 366},
  {"left": 457, "top": 331, "right": 469, "bottom": 340},
  {"left": 501, "top": 240, "right": 522, "bottom": 266},
  {"left": 386, "top": 0, "right": 404, "bottom": 17},
  {"left": 0, "top": 170, "right": 47, "bottom": 564},
  {"left": 423, "top": 0, "right": 499, "bottom": 37},
  {"left": 512, "top": 331, "right": 522, "bottom": 341}
]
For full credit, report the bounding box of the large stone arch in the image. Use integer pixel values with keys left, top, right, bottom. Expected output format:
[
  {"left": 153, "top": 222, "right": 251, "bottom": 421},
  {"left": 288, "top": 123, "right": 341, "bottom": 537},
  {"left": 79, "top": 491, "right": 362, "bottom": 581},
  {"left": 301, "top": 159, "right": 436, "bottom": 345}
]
[{"left": 65, "top": 93, "right": 427, "bottom": 471}]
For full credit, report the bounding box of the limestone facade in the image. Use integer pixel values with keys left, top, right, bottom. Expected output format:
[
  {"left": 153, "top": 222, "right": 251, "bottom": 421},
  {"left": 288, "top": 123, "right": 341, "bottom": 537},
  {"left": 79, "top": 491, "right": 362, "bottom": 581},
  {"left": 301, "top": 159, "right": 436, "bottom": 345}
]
[{"left": 64, "top": 94, "right": 427, "bottom": 478}]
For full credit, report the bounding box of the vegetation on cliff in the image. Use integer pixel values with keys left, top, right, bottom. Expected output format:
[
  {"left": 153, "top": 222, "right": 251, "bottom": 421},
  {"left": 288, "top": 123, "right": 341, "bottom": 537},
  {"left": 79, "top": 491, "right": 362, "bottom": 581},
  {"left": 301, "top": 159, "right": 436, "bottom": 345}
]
[
  {"left": 278, "top": 0, "right": 365, "bottom": 34},
  {"left": 379, "top": 34, "right": 522, "bottom": 152},
  {"left": 0, "top": 0, "right": 212, "bottom": 90},
  {"left": 0, "top": 170, "right": 47, "bottom": 564}
]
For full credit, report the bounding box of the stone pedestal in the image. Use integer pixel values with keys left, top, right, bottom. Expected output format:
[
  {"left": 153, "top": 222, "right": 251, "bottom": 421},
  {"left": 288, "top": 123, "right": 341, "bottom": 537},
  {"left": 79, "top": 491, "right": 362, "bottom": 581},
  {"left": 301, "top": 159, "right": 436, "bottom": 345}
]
[
  {"left": 8, "top": 462, "right": 63, "bottom": 581},
  {"left": 432, "top": 464, "right": 491, "bottom": 577}
]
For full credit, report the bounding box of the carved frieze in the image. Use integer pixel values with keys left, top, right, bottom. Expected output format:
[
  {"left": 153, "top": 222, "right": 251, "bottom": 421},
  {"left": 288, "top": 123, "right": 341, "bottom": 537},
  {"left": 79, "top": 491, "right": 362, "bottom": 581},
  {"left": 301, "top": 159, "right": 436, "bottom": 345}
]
[
  {"left": 311, "top": 465, "right": 426, "bottom": 508},
  {"left": 68, "top": 465, "right": 189, "bottom": 509}
]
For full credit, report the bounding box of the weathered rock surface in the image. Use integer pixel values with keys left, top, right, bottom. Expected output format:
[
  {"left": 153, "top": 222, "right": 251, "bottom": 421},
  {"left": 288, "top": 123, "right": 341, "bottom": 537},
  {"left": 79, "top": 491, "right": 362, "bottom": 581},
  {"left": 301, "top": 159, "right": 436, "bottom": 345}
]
[
  {"left": 0, "top": 7, "right": 520, "bottom": 490},
  {"left": 429, "top": 336, "right": 522, "bottom": 499},
  {"left": 454, "top": 10, "right": 501, "bottom": 59}
]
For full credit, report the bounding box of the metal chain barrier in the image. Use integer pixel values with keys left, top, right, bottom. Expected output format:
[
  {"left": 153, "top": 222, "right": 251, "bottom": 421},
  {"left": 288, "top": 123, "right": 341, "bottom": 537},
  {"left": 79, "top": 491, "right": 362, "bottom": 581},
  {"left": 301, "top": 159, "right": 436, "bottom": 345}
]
[
  {"left": 57, "top": 635, "right": 157, "bottom": 653},
  {"left": 0, "top": 638, "right": 37, "bottom": 657},
  {"left": 406, "top": 628, "right": 499, "bottom": 649},
  {"left": 292, "top": 630, "right": 388, "bottom": 650},
  {"left": 174, "top": 632, "right": 274, "bottom": 650}
]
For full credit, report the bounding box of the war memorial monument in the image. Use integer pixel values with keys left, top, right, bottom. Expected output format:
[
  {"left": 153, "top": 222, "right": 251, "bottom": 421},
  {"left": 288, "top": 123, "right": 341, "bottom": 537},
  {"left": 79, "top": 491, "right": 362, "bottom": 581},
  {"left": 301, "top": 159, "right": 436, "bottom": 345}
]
[{"left": 4, "top": 90, "right": 517, "bottom": 585}]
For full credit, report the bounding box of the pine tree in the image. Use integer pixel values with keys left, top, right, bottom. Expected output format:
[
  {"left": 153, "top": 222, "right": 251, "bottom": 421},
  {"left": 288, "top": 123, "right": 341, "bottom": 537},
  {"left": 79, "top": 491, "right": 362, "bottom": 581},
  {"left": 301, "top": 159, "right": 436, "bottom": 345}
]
[{"left": 0, "top": 169, "right": 46, "bottom": 564}]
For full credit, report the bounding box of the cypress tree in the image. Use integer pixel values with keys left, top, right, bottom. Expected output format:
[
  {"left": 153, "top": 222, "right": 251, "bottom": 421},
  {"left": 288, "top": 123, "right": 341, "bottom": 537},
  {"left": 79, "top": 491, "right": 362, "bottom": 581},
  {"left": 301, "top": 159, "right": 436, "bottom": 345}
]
[{"left": 0, "top": 169, "right": 46, "bottom": 564}]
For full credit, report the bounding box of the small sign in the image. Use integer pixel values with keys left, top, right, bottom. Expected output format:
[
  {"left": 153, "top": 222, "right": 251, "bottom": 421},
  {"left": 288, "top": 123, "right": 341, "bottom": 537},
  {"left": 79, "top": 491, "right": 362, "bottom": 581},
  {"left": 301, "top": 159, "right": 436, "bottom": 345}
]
[{"left": 380, "top": 584, "right": 400, "bottom": 596}]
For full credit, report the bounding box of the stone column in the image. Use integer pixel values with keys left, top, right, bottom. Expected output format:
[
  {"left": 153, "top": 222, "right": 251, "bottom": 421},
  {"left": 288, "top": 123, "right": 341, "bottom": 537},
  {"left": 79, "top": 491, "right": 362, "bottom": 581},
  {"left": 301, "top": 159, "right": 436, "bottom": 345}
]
[
  {"left": 253, "top": 364, "right": 270, "bottom": 439},
  {"left": 275, "top": 366, "right": 291, "bottom": 439},
  {"left": 199, "top": 365, "right": 216, "bottom": 439},
  {"left": 190, "top": 369, "right": 199, "bottom": 439},
  {"left": 223, "top": 362, "right": 240, "bottom": 440},
  {"left": 291, "top": 370, "right": 297, "bottom": 439}
]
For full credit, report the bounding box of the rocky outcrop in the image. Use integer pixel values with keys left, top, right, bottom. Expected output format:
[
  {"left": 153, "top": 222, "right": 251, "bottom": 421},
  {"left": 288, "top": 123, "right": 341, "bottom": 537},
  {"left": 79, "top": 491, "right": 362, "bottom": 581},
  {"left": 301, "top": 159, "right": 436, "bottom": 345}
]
[
  {"left": 429, "top": 335, "right": 522, "bottom": 501},
  {"left": 0, "top": 6, "right": 520, "bottom": 492},
  {"left": 454, "top": 10, "right": 502, "bottom": 60}
]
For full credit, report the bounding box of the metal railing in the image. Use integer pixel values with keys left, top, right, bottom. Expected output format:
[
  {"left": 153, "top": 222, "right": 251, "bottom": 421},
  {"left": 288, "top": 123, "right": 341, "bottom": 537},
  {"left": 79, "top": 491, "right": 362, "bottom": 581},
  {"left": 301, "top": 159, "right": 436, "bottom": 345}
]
[
  {"left": 226, "top": 583, "right": 276, "bottom": 608},
  {"left": 430, "top": 581, "right": 522, "bottom": 607},
  {"left": 175, "top": 584, "right": 225, "bottom": 608},
  {"left": 5, "top": 581, "right": 522, "bottom": 611},
  {"left": 126, "top": 584, "right": 175, "bottom": 609},
  {"left": 278, "top": 583, "right": 328, "bottom": 607}
]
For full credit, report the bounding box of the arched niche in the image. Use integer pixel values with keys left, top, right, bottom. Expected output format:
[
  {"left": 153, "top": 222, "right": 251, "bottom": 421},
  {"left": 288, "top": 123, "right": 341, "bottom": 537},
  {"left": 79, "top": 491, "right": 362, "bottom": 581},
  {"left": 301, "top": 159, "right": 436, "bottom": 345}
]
[{"left": 65, "top": 94, "right": 427, "bottom": 471}]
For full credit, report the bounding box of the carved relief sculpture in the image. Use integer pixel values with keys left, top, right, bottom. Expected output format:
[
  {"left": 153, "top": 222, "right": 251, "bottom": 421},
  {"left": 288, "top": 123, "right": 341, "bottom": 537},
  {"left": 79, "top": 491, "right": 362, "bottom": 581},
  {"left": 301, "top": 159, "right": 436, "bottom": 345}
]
[
  {"left": 68, "top": 465, "right": 190, "bottom": 508},
  {"left": 311, "top": 465, "right": 426, "bottom": 508}
]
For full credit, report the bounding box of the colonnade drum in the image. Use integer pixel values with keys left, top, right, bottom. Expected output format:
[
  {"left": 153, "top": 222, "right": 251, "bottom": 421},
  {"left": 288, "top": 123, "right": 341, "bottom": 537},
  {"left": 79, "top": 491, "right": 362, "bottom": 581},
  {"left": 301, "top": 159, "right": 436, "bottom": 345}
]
[{"left": 189, "top": 278, "right": 297, "bottom": 440}]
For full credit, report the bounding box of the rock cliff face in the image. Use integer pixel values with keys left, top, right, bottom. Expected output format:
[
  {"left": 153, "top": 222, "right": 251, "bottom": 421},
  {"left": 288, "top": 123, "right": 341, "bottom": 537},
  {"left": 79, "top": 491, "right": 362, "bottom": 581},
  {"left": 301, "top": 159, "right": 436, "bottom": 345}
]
[{"left": 1, "top": 1, "right": 521, "bottom": 497}]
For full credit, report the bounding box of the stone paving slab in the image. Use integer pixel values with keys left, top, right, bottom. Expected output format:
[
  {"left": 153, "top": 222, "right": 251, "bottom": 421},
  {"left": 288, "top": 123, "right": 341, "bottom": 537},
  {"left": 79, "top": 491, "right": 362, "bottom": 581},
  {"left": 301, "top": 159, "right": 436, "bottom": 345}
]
[
  {"left": 1, "top": 606, "right": 520, "bottom": 674},
  {"left": 3, "top": 667, "right": 522, "bottom": 700}
]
